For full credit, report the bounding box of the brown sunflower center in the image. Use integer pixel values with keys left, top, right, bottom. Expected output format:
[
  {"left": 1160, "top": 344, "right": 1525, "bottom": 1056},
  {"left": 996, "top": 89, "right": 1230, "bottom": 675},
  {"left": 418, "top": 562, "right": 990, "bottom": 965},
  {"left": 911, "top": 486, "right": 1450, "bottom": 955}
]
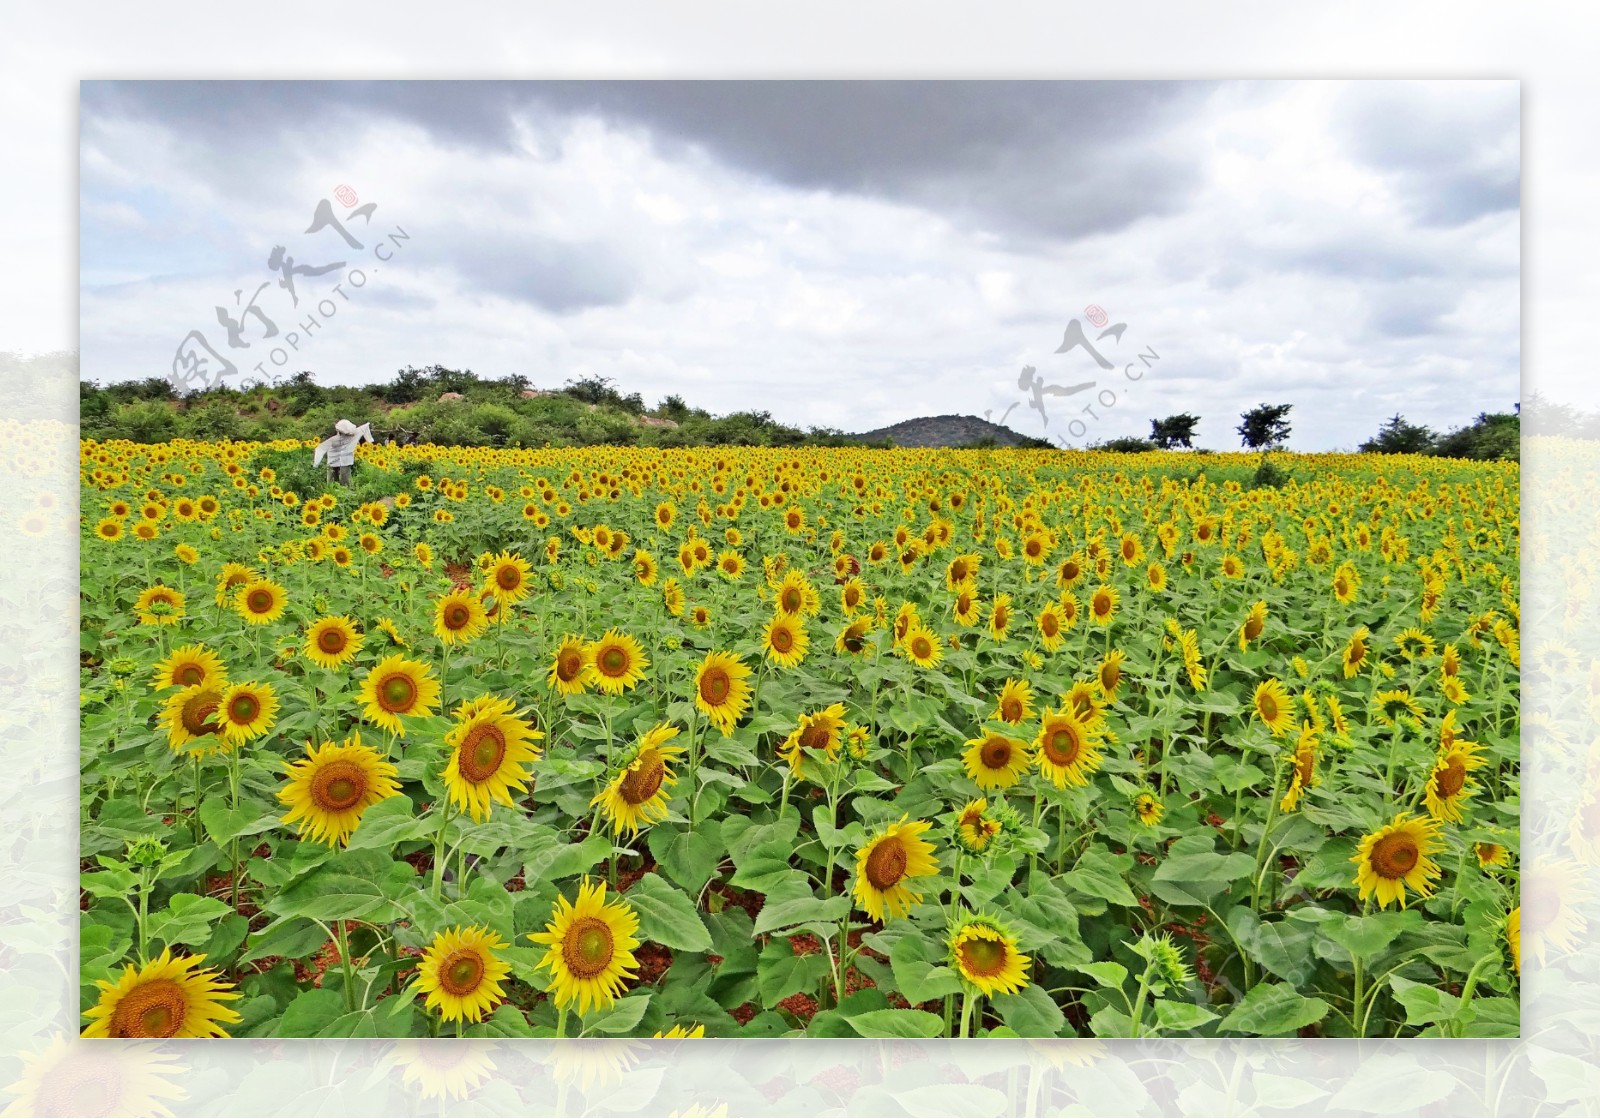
[
  {"left": 699, "top": 667, "right": 730, "bottom": 704},
  {"left": 458, "top": 723, "right": 508, "bottom": 783},
  {"left": 108, "top": 978, "right": 187, "bottom": 1038},
  {"left": 799, "top": 721, "right": 832, "bottom": 751},
  {"left": 496, "top": 566, "right": 521, "bottom": 590},
  {"left": 865, "top": 837, "right": 909, "bottom": 890},
  {"left": 1042, "top": 614, "right": 1060, "bottom": 637},
  {"left": 1244, "top": 617, "right": 1264, "bottom": 641},
  {"left": 175, "top": 664, "right": 205, "bottom": 687},
  {"left": 227, "top": 693, "right": 260, "bottom": 724},
  {"left": 910, "top": 635, "right": 933, "bottom": 659},
  {"left": 619, "top": 752, "right": 666, "bottom": 805},
  {"left": 598, "top": 646, "right": 629, "bottom": 677},
  {"left": 1101, "top": 665, "right": 1121, "bottom": 691},
  {"left": 246, "top": 589, "right": 273, "bottom": 614},
  {"left": 958, "top": 935, "right": 1007, "bottom": 978},
  {"left": 444, "top": 604, "right": 472, "bottom": 630},
  {"left": 1258, "top": 695, "right": 1279, "bottom": 721},
  {"left": 317, "top": 627, "right": 348, "bottom": 654},
  {"left": 557, "top": 648, "right": 583, "bottom": 682},
  {"left": 562, "top": 917, "right": 615, "bottom": 978},
  {"left": 770, "top": 626, "right": 794, "bottom": 653},
  {"left": 1434, "top": 757, "right": 1467, "bottom": 800},
  {"left": 951, "top": 560, "right": 970, "bottom": 581},
  {"left": 781, "top": 588, "right": 803, "bottom": 613},
  {"left": 1043, "top": 724, "right": 1083, "bottom": 767},
  {"left": 1370, "top": 832, "right": 1419, "bottom": 879},
  {"left": 439, "top": 948, "right": 486, "bottom": 996},
  {"left": 994, "top": 606, "right": 1010, "bottom": 628},
  {"left": 311, "top": 761, "right": 367, "bottom": 811},
  {"left": 378, "top": 673, "right": 418, "bottom": 713},
  {"left": 181, "top": 691, "right": 223, "bottom": 737},
  {"left": 1000, "top": 697, "right": 1022, "bottom": 722},
  {"left": 980, "top": 737, "right": 1013, "bottom": 770},
  {"left": 1093, "top": 593, "right": 1112, "bottom": 617}
]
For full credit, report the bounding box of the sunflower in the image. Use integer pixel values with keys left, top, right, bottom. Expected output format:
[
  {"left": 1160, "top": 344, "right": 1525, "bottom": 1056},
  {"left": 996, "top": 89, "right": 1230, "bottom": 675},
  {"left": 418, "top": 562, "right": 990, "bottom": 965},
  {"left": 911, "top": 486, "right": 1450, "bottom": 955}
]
[
  {"left": 988, "top": 594, "right": 1013, "bottom": 641},
  {"left": 946, "top": 552, "right": 980, "bottom": 590},
  {"left": 376, "top": 616, "right": 408, "bottom": 648},
  {"left": 1145, "top": 561, "right": 1168, "bottom": 592},
  {"left": 218, "top": 680, "right": 278, "bottom": 745},
  {"left": 151, "top": 643, "right": 226, "bottom": 691},
  {"left": 960, "top": 729, "right": 1032, "bottom": 795},
  {"left": 358, "top": 654, "right": 442, "bottom": 737},
  {"left": 485, "top": 550, "right": 533, "bottom": 606},
  {"left": 948, "top": 915, "right": 1030, "bottom": 997},
  {"left": 1064, "top": 681, "right": 1108, "bottom": 728},
  {"left": 278, "top": 734, "right": 402, "bottom": 846},
  {"left": 414, "top": 925, "right": 512, "bottom": 1024},
  {"left": 1221, "top": 554, "right": 1244, "bottom": 579},
  {"left": 770, "top": 570, "right": 810, "bottom": 618},
  {"left": 662, "top": 578, "right": 685, "bottom": 617},
  {"left": 443, "top": 694, "right": 544, "bottom": 822},
  {"left": 654, "top": 1024, "right": 706, "bottom": 1039},
  {"left": 81, "top": 949, "right": 240, "bottom": 1038},
  {"left": 954, "top": 798, "right": 1001, "bottom": 854},
  {"left": 304, "top": 615, "right": 363, "bottom": 671},
  {"left": 901, "top": 623, "right": 943, "bottom": 669},
  {"left": 1034, "top": 707, "right": 1104, "bottom": 788},
  {"left": 1239, "top": 601, "right": 1267, "bottom": 651},
  {"left": 434, "top": 589, "right": 489, "bottom": 647},
  {"left": 585, "top": 630, "right": 649, "bottom": 695},
  {"left": 547, "top": 635, "right": 590, "bottom": 698},
  {"left": 951, "top": 582, "right": 982, "bottom": 627},
  {"left": 94, "top": 516, "right": 124, "bottom": 541},
  {"left": 689, "top": 604, "right": 712, "bottom": 629},
  {"left": 235, "top": 578, "right": 287, "bottom": 625},
  {"left": 693, "top": 650, "right": 752, "bottom": 734},
  {"left": 992, "top": 678, "right": 1034, "bottom": 726},
  {"left": 1372, "top": 688, "right": 1424, "bottom": 727},
  {"left": 1096, "top": 650, "right": 1127, "bottom": 701},
  {"left": 761, "top": 611, "right": 810, "bottom": 669},
  {"left": 853, "top": 817, "right": 940, "bottom": 922},
  {"left": 1134, "top": 792, "right": 1165, "bottom": 827},
  {"left": 1506, "top": 907, "right": 1520, "bottom": 975},
  {"left": 1423, "top": 739, "right": 1486, "bottom": 823},
  {"left": 716, "top": 549, "right": 745, "bottom": 580},
  {"left": 840, "top": 576, "right": 866, "bottom": 615},
  {"left": 835, "top": 617, "right": 875, "bottom": 657},
  {"left": 1342, "top": 626, "right": 1371, "bottom": 678},
  {"left": 529, "top": 878, "right": 641, "bottom": 1015},
  {"left": 1351, "top": 813, "right": 1444, "bottom": 909},
  {"left": 1394, "top": 627, "right": 1436, "bottom": 661},
  {"left": 1476, "top": 841, "right": 1511, "bottom": 870},
  {"left": 214, "top": 562, "right": 256, "bottom": 607},
  {"left": 1333, "top": 561, "right": 1360, "bottom": 603},
  {"left": 1088, "top": 584, "right": 1119, "bottom": 626},
  {"left": 777, "top": 704, "right": 847, "bottom": 779},
  {"left": 1279, "top": 723, "right": 1319, "bottom": 811},
  {"left": 633, "top": 549, "right": 658, "bottom": 586},
  {"left": 134, "top": 585, "right": 185, "bottom": 626},
  {"left": 1252, "top": 678, "right": 1293, "bottom": 736},
  {"left": 1036, "top": 602, "right": 1067, "bottom": 651},
  {"left": 174, "top": 542, "right": 199, "bottom": 565},
  {"left": 160, "top": 683, "right": 227, "bottom": 753},
  {"left": 593, "top": 724, "right": 683, "bottom": 836}
]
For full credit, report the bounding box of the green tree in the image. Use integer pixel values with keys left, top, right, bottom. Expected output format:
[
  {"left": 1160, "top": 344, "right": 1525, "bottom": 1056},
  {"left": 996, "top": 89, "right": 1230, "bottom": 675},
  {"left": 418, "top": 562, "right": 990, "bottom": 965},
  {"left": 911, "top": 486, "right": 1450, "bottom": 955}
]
[
  {"left": 1149, "top": 413, "right": 1200, "bottom": 449},
  {"left": 1358, "top": 413, "right": 1436, "bottom": 454},
  {"left": 1237, "top": 403, "right": 1293, "bottom": 450}
]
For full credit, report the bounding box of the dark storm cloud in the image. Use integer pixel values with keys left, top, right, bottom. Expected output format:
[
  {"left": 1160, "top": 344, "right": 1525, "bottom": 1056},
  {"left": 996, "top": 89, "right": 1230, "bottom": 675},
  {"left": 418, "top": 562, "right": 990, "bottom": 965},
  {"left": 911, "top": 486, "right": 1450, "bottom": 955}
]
[{"left": 82, "top": 80, "right": 1217, "bottom": 244}]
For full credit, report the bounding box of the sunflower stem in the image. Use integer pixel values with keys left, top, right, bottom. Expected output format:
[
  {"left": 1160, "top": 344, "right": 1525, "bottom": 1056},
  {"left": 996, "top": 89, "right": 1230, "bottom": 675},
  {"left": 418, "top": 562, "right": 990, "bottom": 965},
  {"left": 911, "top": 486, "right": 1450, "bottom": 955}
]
[
  {"left": 959, "top": 989, "right": 976, "bottom": 1038},
  {"left": 555, "top": 1005, "right": 568, "bottom": 1039},
  {"left": 432, "top": 798, "right": 456, "bottom": 901},
  {"left": 336, "top": 920, "right": 357, "bottom": 1014}
]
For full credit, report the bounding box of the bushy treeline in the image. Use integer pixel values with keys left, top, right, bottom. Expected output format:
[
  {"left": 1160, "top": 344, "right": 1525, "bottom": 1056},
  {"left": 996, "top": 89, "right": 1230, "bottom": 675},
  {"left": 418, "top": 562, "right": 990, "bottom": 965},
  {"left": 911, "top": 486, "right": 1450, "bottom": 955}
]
[{"left": 78, "top": 366, "right": 886, "bottom": 449}]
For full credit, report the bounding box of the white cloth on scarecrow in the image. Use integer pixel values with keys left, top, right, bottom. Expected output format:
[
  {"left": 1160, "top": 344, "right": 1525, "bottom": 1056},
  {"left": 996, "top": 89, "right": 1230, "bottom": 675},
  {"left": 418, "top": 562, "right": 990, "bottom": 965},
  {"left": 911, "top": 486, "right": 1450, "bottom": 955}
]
[{"left": 313, "top": 419, "right": 374, "bottom": 468}]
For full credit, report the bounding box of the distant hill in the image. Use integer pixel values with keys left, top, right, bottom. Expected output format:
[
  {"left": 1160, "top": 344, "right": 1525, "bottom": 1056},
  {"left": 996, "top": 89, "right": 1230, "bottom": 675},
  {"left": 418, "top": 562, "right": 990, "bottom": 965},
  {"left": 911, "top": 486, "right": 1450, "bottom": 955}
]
[{"left": 852, "top": 414, "right": 1044, "bottom": 449}]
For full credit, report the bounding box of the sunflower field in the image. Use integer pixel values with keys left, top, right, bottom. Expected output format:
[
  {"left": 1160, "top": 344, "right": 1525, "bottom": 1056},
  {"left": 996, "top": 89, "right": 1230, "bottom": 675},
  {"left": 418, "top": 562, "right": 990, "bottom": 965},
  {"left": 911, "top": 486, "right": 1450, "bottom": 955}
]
[{"left": 78, "top": 439, "right": 1521, "bottom": 1039}]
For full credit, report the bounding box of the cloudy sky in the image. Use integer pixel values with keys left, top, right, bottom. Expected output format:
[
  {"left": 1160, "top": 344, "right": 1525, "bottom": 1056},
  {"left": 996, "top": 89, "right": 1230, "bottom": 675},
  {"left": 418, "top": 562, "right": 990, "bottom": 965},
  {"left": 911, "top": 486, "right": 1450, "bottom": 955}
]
[{"left": 79, "top": 79, "right": 1519, "bottom": 450}]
